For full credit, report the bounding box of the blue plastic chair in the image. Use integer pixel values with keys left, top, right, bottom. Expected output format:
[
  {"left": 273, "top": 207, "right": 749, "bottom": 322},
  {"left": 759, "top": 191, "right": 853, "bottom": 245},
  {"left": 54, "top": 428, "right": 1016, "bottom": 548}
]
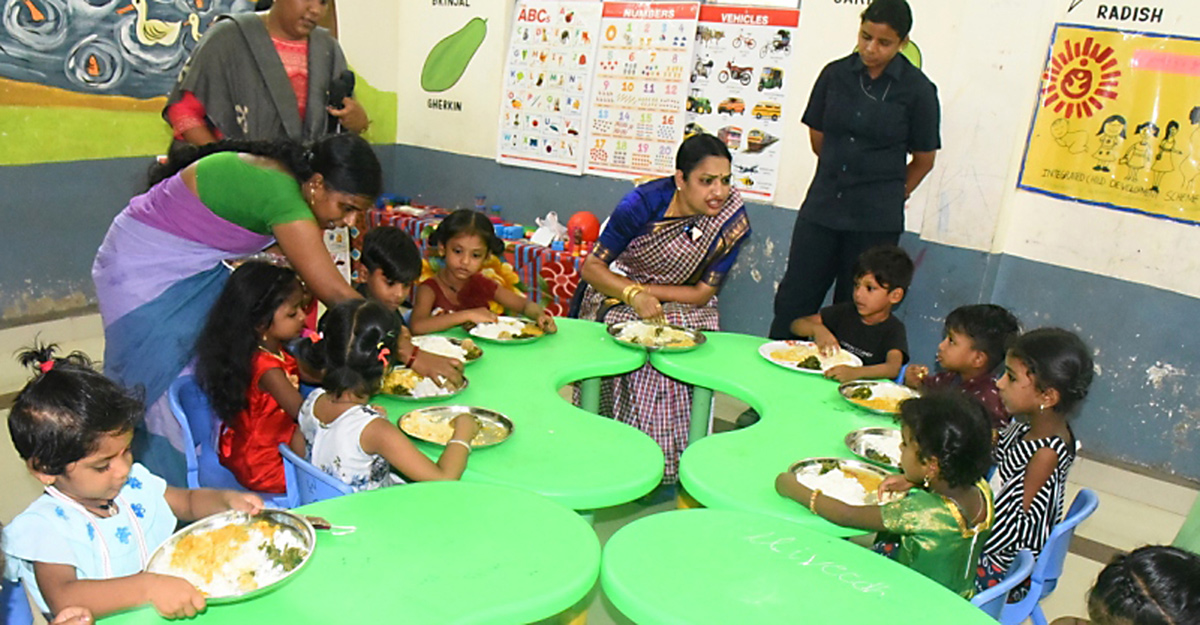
[
  {"left": 996, "top": 489, "right": 1100, "bottom": 625},
  {"left": 167, "top": 376, "right": 292, "bottom": 508},
  {"left": 971, "top": 549, "right": 1034, "bottom": 621},
  {"left": 1, "top": 578, "right": 34, "bottom": 625},
  {"left": 278, "top": 443, "right": 353, "bottom": 506}
]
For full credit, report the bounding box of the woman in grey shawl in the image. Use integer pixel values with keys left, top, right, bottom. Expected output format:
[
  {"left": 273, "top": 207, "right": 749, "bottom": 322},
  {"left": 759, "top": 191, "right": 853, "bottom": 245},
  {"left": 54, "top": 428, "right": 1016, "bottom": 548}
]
[{"left": 164, "top": 0, "right": 368, "bottom": 148}]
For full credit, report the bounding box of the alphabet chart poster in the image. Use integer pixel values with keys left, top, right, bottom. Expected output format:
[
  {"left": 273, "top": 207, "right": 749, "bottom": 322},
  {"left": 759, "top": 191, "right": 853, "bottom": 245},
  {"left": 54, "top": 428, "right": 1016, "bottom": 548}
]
[
  {"left": 688, "top": 5, "right": 799, "bottom": 202},
  {"left": 584, "top": 2, "right": 699, "bottom": 179},
  {"left": 498, "top": 0, "right": 604, "bottom": 175}
]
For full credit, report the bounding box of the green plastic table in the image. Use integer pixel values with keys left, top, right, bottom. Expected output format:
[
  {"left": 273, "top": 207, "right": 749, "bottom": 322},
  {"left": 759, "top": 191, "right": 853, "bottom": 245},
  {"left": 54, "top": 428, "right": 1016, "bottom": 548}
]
[
  {"left": 601, "top": 509, "right": 994, "bottom": 624},
  {"left": 651, "top": 331, "right": 900, "bottom": 537},
  {"left": 373, "top": 317, "right": 665, "bottom": 511},
  {"left": 104, "top": 481, "right": 600, "bottom": 624}
]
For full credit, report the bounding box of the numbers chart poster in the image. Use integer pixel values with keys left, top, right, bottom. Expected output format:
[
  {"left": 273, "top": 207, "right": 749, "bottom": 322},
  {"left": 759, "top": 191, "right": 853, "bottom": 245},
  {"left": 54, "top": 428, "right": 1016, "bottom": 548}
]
[
  {"left": 688, "top": 5, "right": 799, "bottom": 202},
  {"left": 584, "top": 2, "right": 699, "bottom": 179},
  {"left": 498, "top": 0, "right": 604, "bottom": 175}
]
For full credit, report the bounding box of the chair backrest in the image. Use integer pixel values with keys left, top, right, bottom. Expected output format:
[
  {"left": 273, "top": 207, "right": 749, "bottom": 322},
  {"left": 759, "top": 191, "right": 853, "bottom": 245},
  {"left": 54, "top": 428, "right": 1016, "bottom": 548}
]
[
  {"left": 971, "top": 550, "right": 1034, "bottom": 620},
  {"left": 995, "top": 488, "right": 1101, "bottom": 625},
  {"left": 168, "top": 375, "right": 248, "bottom": 492},
  {"left": 1, "top": 578, "right": 34, "bottom": 625},
  {"left": 167, "top": 376, "right": 204, "bottom": 489},
  {"left": 1033, "top": 488, "right": 1100, "bottom": 587},
  {"left": 278, "top": 443, "right": 353, "bottom": 506}
]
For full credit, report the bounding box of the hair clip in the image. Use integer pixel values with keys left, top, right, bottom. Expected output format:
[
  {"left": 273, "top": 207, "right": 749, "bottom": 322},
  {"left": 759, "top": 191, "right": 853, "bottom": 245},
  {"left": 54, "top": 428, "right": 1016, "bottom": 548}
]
[
  {"left": 377, "top": 347, "right": 391, "bottom": 365},
  {"left": 39, "top": 361, "right": 54, "bottom": 373}
]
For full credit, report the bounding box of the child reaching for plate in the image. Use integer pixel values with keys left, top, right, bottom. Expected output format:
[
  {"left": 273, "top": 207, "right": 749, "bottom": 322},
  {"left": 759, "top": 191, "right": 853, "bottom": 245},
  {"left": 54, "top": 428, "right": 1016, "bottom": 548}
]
[
  {"left": 775, "top": 393, "right": 994, "bottom": 597},
  {"left": 410, "top": 209, "right": 556, "bottom": 336},
  {"left": 195, "top": 261, "right": 307, "bottom": 493},
  {"left": 903, "top": 304, "right": 1021, "bottom": 432},
  {"left": 787, "top": 245, "right": 913, "bottom": 382},
  {"left": 293, "top": 299, "right": 480, "bottom": 490},
  {"left": 976, "top": 327, "right": 1094, "bottom": 596},
  {"left": 2, "top": 344, "right": 263, "bottom": 620}
]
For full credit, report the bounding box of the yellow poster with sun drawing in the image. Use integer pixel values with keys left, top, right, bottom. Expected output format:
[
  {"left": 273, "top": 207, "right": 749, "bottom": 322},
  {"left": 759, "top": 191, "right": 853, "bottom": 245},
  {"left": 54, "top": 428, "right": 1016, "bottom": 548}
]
[{"left": 1018, "top": 23, "right": 1200, "bottom": 225}]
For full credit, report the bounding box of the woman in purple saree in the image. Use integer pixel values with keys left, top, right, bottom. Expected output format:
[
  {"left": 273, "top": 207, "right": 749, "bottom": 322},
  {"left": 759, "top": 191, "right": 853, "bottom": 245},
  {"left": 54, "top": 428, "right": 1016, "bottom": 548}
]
[
  {"left": 92, "top": 135, "right": 380, "bottom": 485},
  {"left": 578, "top": 134, "right": 751, "bottom": 484}
]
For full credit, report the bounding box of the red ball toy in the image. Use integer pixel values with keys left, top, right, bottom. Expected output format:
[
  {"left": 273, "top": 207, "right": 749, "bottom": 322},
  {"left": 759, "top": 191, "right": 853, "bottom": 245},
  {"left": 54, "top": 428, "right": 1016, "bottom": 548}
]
[{"left": 567, "top": 211, "right": 601, "bottom": 242}]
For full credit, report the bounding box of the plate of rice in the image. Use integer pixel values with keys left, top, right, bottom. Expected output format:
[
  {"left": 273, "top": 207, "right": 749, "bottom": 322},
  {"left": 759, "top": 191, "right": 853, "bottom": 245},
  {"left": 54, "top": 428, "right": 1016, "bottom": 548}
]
[
  {"left": 411, "top": 335, "right": 483, "bottom": 365},
  {"left": 399, "top": 405, "right": 513, "bottom": 448},
  {"left": 146, "top": 509, "right": 315, "bottom": 603},
  {"left": 467, "top": 316, "right": 545, "bottom": 343},
  {"left": 380, "top": 367, "right": 468, "bottom": 400},
  {"left": 788, "top": 458, "right": 896, "bottom": 506},
  {"left": 758, "top": 340, "right": 863, "bottom": 374},
  {"left": 607, "top": 320, "right": 705, "bottom": 352},
  {"left": 844, "top": 427, "right": 903, "bottom": 470},
  {"left": 838, "top": 380, "right": 920, "bottom": 415}
]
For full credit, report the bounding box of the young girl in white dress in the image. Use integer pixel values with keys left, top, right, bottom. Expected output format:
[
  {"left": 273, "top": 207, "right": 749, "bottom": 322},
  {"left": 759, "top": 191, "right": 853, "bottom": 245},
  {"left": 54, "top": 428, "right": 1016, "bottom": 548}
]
[
  {"left": 2, "top": 344, "right": 262, "bottom": 621},
  {"left": 294, "top": 300, "right": 479, "bottom": 491}
]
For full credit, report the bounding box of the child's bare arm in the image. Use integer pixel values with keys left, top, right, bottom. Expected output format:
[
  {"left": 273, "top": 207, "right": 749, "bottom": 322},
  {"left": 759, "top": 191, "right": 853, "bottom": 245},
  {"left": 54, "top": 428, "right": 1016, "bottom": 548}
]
[
  {"left": 35, "top": 561, "right": 205, "bottom": 619},
  {"left": 360, "top": 416, "right": 477, "bottom": 481},
  {"left": 494, "top": 288, "right": 556, "bottom": 333},
  {"left": 409, "top": 284, "right": 496, "bottom": 334},
  {"left": 774, "top": 472, "right": 887, "bottom": 532},
  {"left": 790, "top": 315, "right": 839, "bottom": 354},
  {"left": 827, "top": 349, "right": 905, "bottom": 383},
  {"left": 1022, "top": 447, "right": 1060, "bottom": 512},
  {"left": 259, "top": 368, "right": 302, "bottom": 418},
  {"left": 163, "top": 486, "right": 262, "bottom": 522}
]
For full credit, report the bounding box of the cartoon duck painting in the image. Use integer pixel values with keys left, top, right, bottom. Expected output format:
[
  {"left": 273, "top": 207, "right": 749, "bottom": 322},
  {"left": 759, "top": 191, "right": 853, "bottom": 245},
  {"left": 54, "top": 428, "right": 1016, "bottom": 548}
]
[{"left": 118, "top": 0, "right": 200, "bottom": 46}]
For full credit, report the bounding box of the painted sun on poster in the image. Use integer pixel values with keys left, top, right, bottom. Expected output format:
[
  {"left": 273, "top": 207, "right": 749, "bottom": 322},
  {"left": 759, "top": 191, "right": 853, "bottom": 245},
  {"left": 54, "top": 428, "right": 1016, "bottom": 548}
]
[{"left": 1018, "top": 23, "right": 1200, "bottom": 225}]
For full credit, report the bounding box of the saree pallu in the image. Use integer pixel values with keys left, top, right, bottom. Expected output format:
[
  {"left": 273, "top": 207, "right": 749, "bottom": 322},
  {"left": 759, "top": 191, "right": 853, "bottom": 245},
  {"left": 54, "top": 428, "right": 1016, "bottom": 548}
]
[
  {"left": 92, "top": 173, "right": 273, "bottom": 486},
  {"left": 579, "top": 190, "right": 748, "bottom": 483}
]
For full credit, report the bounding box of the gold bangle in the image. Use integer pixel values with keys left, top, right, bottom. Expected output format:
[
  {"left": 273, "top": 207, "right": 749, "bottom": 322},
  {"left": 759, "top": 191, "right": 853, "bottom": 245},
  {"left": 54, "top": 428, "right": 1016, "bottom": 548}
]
[
  {"left": 809, "top": 489, "right": 822, "bottom": 514},
  {"left": 621, "top": 284, "right": 644, "bottom": 306}
]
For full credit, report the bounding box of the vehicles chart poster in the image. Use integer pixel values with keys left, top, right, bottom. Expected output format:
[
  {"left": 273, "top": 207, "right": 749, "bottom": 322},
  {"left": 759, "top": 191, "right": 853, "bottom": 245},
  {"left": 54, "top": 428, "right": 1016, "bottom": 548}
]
[
  {"left": 584, "top": 2, "right": 700, "bottom": 179},
  {"left": 498, "top": 0, "right": 604, "bottom": 175},
  {"left": 687, "top": 5, "right": 799, "bottom": 203}
]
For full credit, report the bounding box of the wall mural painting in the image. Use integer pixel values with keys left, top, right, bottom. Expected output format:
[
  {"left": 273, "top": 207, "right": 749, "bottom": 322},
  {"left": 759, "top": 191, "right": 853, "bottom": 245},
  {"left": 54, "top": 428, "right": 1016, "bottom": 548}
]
[
  {"left": 1, "top": 0, "right": 257, "bottom": 99},
  {"left": 1019, "top": 23, "right": 1200, "bottom": 225}
]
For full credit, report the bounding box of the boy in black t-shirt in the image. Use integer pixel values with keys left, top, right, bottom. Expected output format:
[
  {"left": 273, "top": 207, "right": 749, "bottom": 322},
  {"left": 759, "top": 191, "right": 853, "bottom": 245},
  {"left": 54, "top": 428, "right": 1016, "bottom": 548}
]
[{"left": 789, "top": 245, "right": 913, "bottom": 382}]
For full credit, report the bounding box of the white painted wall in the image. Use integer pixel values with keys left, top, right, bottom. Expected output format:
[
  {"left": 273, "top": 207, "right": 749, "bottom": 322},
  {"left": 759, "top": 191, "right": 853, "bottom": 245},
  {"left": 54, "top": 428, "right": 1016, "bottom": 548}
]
[{"left": 339, "top": 0, "right": 1200, "bottom": 299}]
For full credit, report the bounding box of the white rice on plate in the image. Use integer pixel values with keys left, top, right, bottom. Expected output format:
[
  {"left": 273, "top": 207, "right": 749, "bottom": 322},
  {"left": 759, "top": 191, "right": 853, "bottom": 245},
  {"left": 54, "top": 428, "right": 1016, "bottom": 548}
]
[
  {"left": 794, "top": 464, "right": 880, "bottom": 506},
  {"left": 615, "top": 321, "right": 696, "bottom": 348},
  {"left": 861, "top": 432, "right": 902, "bottom": 466},
  {"left": 471, "top": 317, "right": 534, "bottom": 340},
  {"left": 149, "top": 518, "right": 308, "bottom": 598},
  {"left": 411, "top": 335, "right": 468, "bottom": 361}
]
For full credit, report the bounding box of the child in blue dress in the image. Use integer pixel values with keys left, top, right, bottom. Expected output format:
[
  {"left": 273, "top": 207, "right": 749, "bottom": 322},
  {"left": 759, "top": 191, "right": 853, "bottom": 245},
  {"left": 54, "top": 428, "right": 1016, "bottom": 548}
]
[{"left": 2, "top": 344, "right": 263, "bottom": 621}]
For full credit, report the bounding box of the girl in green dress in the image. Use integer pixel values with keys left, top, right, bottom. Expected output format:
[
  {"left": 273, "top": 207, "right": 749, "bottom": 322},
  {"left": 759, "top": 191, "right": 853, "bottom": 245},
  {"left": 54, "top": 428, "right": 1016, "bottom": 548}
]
[{"left": 776, "top": 392, "right": 994, "bottom": 597}]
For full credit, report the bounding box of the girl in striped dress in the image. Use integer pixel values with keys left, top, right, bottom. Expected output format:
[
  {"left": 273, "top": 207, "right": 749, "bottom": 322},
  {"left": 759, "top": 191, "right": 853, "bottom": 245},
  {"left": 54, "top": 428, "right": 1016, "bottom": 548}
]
[{"left": 976, "top": 328, "right": 1095, "bottom": 596}]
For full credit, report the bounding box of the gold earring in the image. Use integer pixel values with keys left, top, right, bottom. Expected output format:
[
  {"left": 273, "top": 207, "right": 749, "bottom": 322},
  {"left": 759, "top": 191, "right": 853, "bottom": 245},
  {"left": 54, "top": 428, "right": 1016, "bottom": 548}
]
[{"left": 922, "top": 474, "right": 931, "bottom": 489}]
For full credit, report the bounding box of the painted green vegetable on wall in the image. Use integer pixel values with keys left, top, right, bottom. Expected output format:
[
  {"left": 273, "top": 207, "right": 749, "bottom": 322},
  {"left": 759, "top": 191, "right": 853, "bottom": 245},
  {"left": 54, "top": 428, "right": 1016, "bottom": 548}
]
[{"left": 421, "top": 17, "right": 487, "bottom": 93}]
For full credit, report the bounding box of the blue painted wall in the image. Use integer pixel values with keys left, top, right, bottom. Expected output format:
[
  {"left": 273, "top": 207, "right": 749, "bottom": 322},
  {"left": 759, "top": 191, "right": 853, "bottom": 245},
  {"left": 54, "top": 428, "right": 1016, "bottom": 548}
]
[
  {"left": 1, "top": 144, "right": 1195, "bottom": 481},
  {"left": 0, "top": 158, "right": 146, "bottom": 323}
]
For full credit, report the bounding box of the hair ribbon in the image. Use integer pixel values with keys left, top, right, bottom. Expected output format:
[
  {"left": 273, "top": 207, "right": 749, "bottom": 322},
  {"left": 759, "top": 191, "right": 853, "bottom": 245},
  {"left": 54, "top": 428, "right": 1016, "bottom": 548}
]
[
  {"left": 39, "top": 361, "right": 54, "bottom": 373},
  {"left": 377, "top": 347, "right": 391, "bottom": 365}
]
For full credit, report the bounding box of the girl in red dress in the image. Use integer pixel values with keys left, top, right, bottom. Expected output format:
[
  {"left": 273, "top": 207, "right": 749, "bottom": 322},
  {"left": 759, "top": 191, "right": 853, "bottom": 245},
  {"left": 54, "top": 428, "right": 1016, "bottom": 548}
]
[
  {"left": 410, "top": 209, "right": 556, "bottom": 335},
  {"left": 195, "top": 261, "right": 307, "bottom": 493}
]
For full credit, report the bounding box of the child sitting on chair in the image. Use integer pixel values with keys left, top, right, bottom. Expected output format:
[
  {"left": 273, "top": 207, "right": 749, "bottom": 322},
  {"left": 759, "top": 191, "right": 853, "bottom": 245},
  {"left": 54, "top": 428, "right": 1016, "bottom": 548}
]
[
  {"left": 788, "top": 245, "right": 913, "bottom": 382},
  {"left": 904, "top": 304, "right": 1020, "bottom": 433}
]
